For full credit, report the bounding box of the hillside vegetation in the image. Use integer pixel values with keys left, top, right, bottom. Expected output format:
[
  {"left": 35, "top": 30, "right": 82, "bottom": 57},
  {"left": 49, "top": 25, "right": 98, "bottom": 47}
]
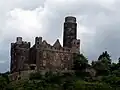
[{"left": 1, "top": 51, "right": 120, "bottom": 90}]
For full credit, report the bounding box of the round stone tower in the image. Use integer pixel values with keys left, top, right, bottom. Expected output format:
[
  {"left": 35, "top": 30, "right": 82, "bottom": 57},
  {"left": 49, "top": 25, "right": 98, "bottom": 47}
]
[{"left": 63, "top": 16, "right": 77, "bottom": 48}]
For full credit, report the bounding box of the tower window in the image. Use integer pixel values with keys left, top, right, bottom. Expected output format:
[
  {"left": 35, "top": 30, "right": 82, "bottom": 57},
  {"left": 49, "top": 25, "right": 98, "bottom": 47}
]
[
  {"left": 30, "top": 66, "right": 36, "bottom": 70},
  {"left": 77, "top": 42, "right": 80, "bottom": 45},
  {"left": 37, "top": 42, "right": 39, "bottom": 44},
  {"left": 43, "top": 52, "right": 47, "bottom": 58}
]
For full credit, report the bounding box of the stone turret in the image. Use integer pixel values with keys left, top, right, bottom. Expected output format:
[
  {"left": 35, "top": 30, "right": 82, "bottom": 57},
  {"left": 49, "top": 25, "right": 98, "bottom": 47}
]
[
  {"left": 16, "top": 37, "right": 22, "bottom": 44},
  {"left": 71, "top": 39, "right": 80, "bottom": 53},
  {"left": 10, "top": 37, "right": 30, "bottom": 73},
  {"left": 65, "top": 16, "right": 76, "bottom": 23},
  {"left": 35, "top": 37, "right": 42, "bottom": 45}
]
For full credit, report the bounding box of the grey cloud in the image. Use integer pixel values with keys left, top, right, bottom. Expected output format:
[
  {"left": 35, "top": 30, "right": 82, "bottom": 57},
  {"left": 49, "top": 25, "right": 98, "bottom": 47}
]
[
  {"left": 0, "top": 60, "right": 9, "bottom": 73},
  {"left": 1, "top": 0, "right": 120, "bottom": 72},
  {"left": 16, "top": 0, "right": 46, "bottom": 10},
  {"left": 94, "top": 23, "right": 120, "bottom": 62}
]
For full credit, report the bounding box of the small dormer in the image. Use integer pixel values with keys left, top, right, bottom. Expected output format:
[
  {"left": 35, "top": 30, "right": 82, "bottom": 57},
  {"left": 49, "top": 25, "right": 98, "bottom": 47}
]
[{"left": 53, "top": 39, "right": 62, "bottom": 49}]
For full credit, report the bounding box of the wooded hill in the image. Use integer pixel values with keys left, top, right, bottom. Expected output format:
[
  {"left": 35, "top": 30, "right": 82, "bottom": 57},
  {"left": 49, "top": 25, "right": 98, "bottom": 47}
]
[{"left": 1, "top": 51, "right": 120, "bottom": 90}]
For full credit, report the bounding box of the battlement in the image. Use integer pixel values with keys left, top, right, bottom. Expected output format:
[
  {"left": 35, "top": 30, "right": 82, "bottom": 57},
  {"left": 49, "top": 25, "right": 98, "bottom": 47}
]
[
  {"left": 16, "top": 37, "right": 22, "bottom": 44},
  {"left": 65, "top": 16, "right": 76, "bottom": 23},
  {"left": 43, "top": 46, "right": 71, "bottom": 53},
  {"left": 33, "top": 37, "right": 72, "bottom": 53},
  {"left": 11, "top": 37, "right": 31, "bottom": 50},
  {"left": 35, "top": 37, "right": 42, "bottom": 45}
]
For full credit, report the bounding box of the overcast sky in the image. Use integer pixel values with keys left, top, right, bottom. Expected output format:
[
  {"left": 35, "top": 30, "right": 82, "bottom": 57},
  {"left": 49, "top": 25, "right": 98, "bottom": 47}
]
[{"left": 0, "top": 0, "right": 120, "bottom": 72}]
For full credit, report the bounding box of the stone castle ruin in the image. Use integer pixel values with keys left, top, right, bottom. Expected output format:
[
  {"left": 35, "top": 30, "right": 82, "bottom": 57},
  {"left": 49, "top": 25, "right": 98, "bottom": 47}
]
[{"left": 10, "top": 16, "right": 80, "bottom": 74}]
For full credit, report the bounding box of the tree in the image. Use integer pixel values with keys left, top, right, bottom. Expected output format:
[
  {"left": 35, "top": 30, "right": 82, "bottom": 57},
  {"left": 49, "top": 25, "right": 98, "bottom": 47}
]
[
  {"left": 117, "top": 57, "right": 120, "bottom": 69},
  {"left": 73, "top": 54, "right": 89, "bottom": 71},
  {"left": 110, "top": 58, "right": 120, "bottom": 76},
  {"left": 110, "top": 63, "right": 118, "bottom": 71},
  {"left": 29, "top": 72, "right": 43, "bottom": 80},
  {"left": 92, "top": 51, "right": 112, "bottom": 76},
  {"left": 98, "top": 51, "right": 111, "bottom": 64},
  {"left": 0, "top": 76, "right": 8, "bottom": 90},
  {"left": 118, "top": 57, "right": 120, "bottom": 64}
]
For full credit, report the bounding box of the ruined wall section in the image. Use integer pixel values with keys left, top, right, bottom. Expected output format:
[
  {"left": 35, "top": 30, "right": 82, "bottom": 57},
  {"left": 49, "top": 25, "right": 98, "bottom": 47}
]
[{"left": 10, "top": 37, "right": 30, "bottom": 73}]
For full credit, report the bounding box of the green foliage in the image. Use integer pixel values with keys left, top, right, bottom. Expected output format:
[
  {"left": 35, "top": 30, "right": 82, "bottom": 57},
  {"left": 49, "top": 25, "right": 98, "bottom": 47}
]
[
  {"left": 17, "top": 73, "right": 120, "bottom": 89},
  {"left": 111, "top": 70, "right": 120, "bottom": 77},
  {"left": 92, "top": 61, "right": 110, "bottom": 76},
  {"left": 1, "top": 71, "right": 120, "bottom": 90},
  {"left": 0, "top": 76, "right": 8, "bottom": 90},
  {"left": 29, "top": 72, "right": 43, "bottom": 80},
  {"left": 73, "top": 54, "right": 89, "bottom": 70},
  {"left": 74, "top": 80, "right": 113, "bottom": 90},
  {"left": 2, "top": 51, "right": 120, "bottom": 89},
  {"left": 98, "top": 51, "right": 111, "bottom": 64},
  {"left": 91, "top": 51, "right": 113, "bottom": 76},
  {"left": 110, "top": 63, "right": 118, "bottom": 71}
]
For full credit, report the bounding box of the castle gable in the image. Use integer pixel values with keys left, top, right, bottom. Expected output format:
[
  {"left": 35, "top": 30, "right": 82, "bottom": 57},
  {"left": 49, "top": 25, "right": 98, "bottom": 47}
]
[
  {"left": 53, "top": 39, "right": 62, "bottom": 49},
  {"left": 42, "top": 40, "right": 48, "bottom": 46}
]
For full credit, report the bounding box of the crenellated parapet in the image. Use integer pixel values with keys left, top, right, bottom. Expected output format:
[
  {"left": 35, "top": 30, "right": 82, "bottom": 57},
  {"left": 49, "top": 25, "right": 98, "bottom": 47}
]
[
  {"left": 15, "top": 37, "right": 30, "bottom": 48},
  {"left": 30, "top": 36, "right": 80, "bottom": 54},
  {"left": 35, "top": 37, "right": 42, "bottom": 45},
  {"left": 32, "top": 37, "right": 72, "bottom": 53}
]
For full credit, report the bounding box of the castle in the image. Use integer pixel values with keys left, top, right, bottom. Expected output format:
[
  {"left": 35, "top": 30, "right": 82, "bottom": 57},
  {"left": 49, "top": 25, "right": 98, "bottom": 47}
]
[{"left": 10, "top": 16, "right": 80, "bottom": 73}]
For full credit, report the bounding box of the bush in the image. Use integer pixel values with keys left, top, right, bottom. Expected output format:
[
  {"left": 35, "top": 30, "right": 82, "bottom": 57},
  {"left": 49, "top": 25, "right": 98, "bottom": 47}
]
[
  {"left": 29, "top": 72, "right": 43, "bottom": 80},
  {"left": 74, "top": 80, "right": 112, "bottom": 90}
]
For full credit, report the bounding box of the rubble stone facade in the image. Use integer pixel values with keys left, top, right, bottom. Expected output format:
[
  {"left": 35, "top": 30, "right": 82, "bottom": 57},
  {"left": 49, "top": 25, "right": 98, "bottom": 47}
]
[{"left": 10, "top": 16, "right": 80, "bottom": 73}]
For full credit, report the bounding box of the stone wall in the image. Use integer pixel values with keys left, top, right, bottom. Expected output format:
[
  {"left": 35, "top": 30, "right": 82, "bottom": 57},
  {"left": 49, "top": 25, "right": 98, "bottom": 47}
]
[
  {"left": 36, "top": 49, "right": 73, "bottom": 71},
  {"left": 9, "top": 70, "right": 75, "bottom": 81}
]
